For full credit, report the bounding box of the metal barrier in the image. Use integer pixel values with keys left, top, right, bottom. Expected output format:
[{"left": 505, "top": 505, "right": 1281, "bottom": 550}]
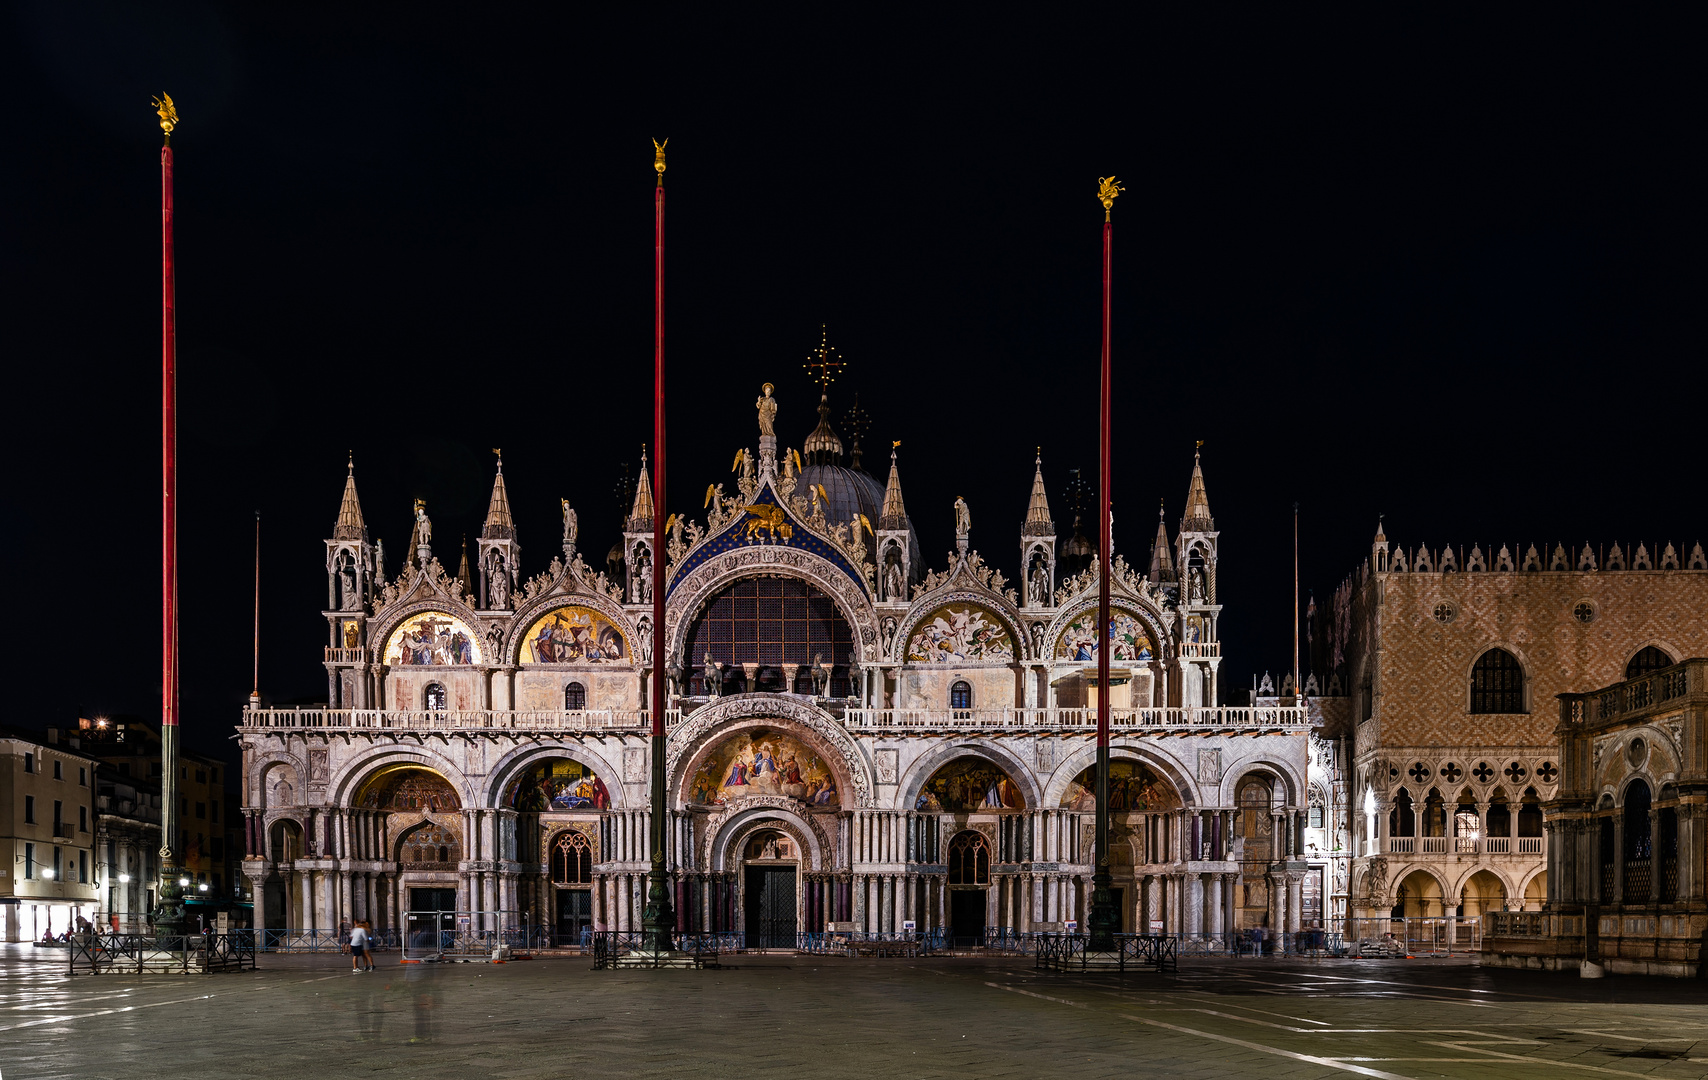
[
  {"left": 401, "top": 910, "right": 542, "bottom": 962},
  {"left": 1338, "top": 917, "right": 1480, "bottom": 957},
  {"left": 796, "top": 929, "right": 947, "bottom": 956},
  {"left": 68, "top": 932, "right": 258, "bottom": 975},
  {"left": 588, "top": 930, "right": 735, "bottom": 969},
  {"left": 1034, "top": 933, "right": 1177, "bottom": 973}
]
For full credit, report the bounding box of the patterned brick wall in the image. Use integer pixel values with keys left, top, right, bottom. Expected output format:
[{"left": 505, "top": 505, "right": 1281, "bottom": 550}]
[{"left": 1359, "top": 564, "right": 1708, "bottom": 755}]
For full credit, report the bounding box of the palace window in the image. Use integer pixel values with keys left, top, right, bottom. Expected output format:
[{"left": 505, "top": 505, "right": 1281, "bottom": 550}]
[
  {"left": 1469, "top": 649, "right": 1525, "bottom": 714},
  {"left": 424, "top": 683, "right": 448, "bottom": 711},
  {"left": 23, "top": 795, "right": 33, "bottom": 824},
  {"left": 1626, "top": 646, "right": 1674, "bottom": 679},
  {"left": 948, "top": 831, "right": 990, "bottom": 886},
  {"left": 1573, "top": 601, "right": 1596, "bottom": 624},
  {"left": 552, "top": 832, "right": 593, "bottom": 885},
  {"left": 54, "top": 760, "right": 62, "bottom": 781},
  {"left": 950, "top": 680, "right": 973, "bottom": 712},
  {"left": 23, "top": 752, "right": 33, "bottom": 774},
  {"left": 564, "top": 682, "right": 587, "bottom": 710}
]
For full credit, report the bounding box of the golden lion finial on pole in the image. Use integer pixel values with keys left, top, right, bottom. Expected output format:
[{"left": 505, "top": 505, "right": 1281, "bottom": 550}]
[
  {"left": 653, "top": 137, "right": 668, "bottom": 185},
  {"left": 1096, "top": 175, "right": 1123, "bottom": 220},
  {"left": 152, "top": 93, "right": 179, "bottom": 143}
]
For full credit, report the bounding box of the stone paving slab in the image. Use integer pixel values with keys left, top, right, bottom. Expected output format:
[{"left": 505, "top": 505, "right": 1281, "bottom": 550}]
[{"left": 1, "top": 944, "right": 1705, "bottom": 1079}]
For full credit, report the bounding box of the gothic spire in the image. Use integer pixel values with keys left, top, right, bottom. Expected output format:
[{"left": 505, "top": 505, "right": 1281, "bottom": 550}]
[
  {"left": 1022, "top": 449, "right": 1054, "bottom": 537},
  {"left": 1181, "top": 445, "right": 1214, "bottom": 532},
  {"left": 332, "top": 454, "right": 367, "bottom": 540},
  {"left": 457, "top": 536, "right": 473, "bottom": 596},
  {"left": 1149, "top": 501, "right": 1175, "bottom": 582},
  {"left": 482, "top": 451, "right": 516, "bottom": 540},
  {"left": 879, "top": 443, "right": 908, "bottom": 530},
  {"left": 627, "top": 447, "right": 655, "bottom": 530}
]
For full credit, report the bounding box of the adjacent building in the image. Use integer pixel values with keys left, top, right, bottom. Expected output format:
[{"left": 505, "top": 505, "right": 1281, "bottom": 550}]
[
  {"left": 1482, "top": 658, "right": 1705, "bottom": 976},
  {"left": 1, "top": 729, "right": 100, "bottom": 941},
  {"left": 1321, "top": 527, "right": 1708, "bottom": 934}
]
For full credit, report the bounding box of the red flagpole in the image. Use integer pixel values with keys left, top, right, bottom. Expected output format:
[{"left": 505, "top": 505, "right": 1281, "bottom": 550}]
[
  {"left": 1089, "top": 175, "right": 1122, "bottom": 951},
  {"left": 643, "top": 138, "right": 676, "bottom": 952},
  {"left": 155, "top": 94, "right": 184, "bottom": 936}
]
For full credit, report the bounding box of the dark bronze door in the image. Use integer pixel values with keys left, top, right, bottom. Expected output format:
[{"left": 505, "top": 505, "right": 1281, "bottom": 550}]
[
  {"left": 556, "top": 889, "right": 592, "bottom": 944},
  {"left": 950, "top": 888, "right": 986, "bottom": 945},
  {"left": 744, "top": 867, "right": 797, "bottom": 948}
]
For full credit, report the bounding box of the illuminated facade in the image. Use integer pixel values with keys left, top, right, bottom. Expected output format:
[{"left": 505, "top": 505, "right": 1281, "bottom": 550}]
[{"left": 239, "top": 389, "right": 1322, "bottom": 945}]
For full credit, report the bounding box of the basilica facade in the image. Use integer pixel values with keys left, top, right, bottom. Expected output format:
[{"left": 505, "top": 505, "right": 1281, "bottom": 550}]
[{"left": 238, "top": 389, "right": 1327, "bottom": 946}]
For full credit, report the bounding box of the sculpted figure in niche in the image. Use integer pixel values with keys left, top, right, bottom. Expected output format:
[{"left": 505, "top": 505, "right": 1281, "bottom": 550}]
[
  {"left": 1028, "top": 562, "right": 1049, "bottom": 607},
  {"left": 1189, "top": 568, "right": 1204, "bottom": 603},
  {"left": 756, "top": 383, "right": 778, "bottom": 437},
  {"left": 340, "top": 562, "right": 359, "bottom": 610},
  {"left": 885, "top": 558, "right": 905, "bottom": 604},
  {"left": 1031, "top": 623, "right": 1046, "bottom": 658},
  {"left": 881, "top": 616, "right": 897, "bottom": 653},
  {"left": 489, "top": 563, "right": 510, "bottom": 609}
]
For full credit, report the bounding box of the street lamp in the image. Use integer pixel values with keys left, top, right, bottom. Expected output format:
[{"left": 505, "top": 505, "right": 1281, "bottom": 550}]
[
  {"left": 178, "top": 876, "right": 190, "bottom": 888},
  {"left": 42, "top": 869, "right": 54, "bottom": 880},
  {"left": 197, "top": 883, "right": 208, "bottom": 893},
  {"left": 119, "top": 873, "right": 131, "bottom": 884}
]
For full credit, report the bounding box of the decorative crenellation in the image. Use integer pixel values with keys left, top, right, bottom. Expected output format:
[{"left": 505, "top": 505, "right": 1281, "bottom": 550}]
[{"left": 1373, "top": 535, "right": 1707, "bottom": 576}]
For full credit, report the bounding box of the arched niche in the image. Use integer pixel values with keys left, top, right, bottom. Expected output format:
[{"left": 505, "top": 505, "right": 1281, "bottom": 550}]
[
  {"left": 382, "top": 611, "right": 482, "bottom": 666},
  {"left": 355, "top": 765, "right": 462, "bottom": 813},
  {"left": 913, "top": 756, "right": 1026, "bottom": 812},
  {"left": 1053, "top": 605, "right": 1157, "bottom": 662},
  {"left": 1059, "top": 760, "right": 1179, "bottom": 813},
  {"left": 518, "top": 605, "right": 630, "bottom": 665},
  {"left": 903, "top": 603, "right": 1017, "bottom": 663},
  {"left": 684, "top": 729, "right": 843, "bottom": 809},
  {"left": 503, "top": 757, "right": 614, "bottom": 812}
]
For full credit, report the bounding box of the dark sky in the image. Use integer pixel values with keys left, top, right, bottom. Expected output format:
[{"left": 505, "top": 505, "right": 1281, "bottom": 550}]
[{"left": 3, "top": 6, "right": 1700, "bottom": 769}]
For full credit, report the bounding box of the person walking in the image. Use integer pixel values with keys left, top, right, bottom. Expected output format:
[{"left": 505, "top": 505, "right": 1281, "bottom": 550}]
[{"left": 349, "top": 921, "right": 370, "bottom": 972}]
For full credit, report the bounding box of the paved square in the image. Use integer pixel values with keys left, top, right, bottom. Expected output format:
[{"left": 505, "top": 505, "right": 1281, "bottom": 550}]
[{"left": 3, "top": 944, "right": 1706, "bottom": 1079}]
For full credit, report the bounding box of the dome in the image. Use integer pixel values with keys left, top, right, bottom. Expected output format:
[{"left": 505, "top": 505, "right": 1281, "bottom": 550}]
[{"left": 797, "top": 462, "right": 923, "bottom": 579}]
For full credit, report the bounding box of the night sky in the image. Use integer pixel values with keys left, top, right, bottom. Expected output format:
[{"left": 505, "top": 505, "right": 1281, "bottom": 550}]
[{"left": 4, "top": 7, "right": 1699, "bottom": 769}]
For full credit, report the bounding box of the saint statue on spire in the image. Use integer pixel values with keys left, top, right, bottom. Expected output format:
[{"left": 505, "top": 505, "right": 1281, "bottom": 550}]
[{"left": 756, "top": 383, "right": 777, "bottom": 436}]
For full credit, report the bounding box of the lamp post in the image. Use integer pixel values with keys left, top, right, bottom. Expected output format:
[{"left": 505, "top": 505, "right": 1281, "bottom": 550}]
[
  {"left": 639, "top": 138, "right": 676, "bottom": 954},
  {"left": 1087, "top": 174, "right": 1124, "bottom": 952}
]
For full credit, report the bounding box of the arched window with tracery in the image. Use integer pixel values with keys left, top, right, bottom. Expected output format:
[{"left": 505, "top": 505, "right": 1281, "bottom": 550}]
[
  {"left": 1626, "top": 646, "right": 1674, "bottom": 679},
  {"left": 947, "top": 830, "right": 990, "bottom": 886},
  {"left": 564, "top": 681, "right": 587, "bottom": 710},
  {"left": 424, "top": 682, "right": 448, "bottom": 711},
  {"left": 1470, "top": 649, "right": 1524, "bottom": 714},
  {"left": 551, "top": 831, "right": 593, "bottom": 885}
]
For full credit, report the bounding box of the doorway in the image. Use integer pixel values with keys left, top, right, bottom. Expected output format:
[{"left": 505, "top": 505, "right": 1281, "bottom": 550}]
[
  {"left": 409, "top": 887, "right": 458, "bottom": 913},
  {"left": 556, "top": 889, "right": 592, "bottom": 944},
  {"left": 744, "top": 866, "right": 797, "bottom": 948},
  {"left": 950, "top": 888, "right": 986, "bottom": 945}
]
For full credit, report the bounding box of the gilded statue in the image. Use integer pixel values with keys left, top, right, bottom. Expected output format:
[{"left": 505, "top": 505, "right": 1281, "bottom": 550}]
[
  {"left": 1096, "top": 175, "right": 1124, "bottom": 219},
  {"left": 152, "top": 93, "right": 179, "bottom": 139},
  {"left": 653, "top": 137, "right": 668, "bottom": 182},
  {"left": 756, "top": 383, "right": 777, "bottom": 437}
]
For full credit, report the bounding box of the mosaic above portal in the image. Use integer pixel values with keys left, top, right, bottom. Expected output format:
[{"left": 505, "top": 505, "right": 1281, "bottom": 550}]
[
  {"left": 688, "top": 732, "right": 840, "bottom": 808},
  {"left": 521, "top": 605, "right": 629, "bottom": 664},
  {"left": 505, "top": 758, "right": 613, "bottom": 812},
  {"left": 1055, "top": 609, "right": 1153, "bottom": 662},
  {"left": 915, "top": 757, "right": 1025, "bottom": 812},
  {"left": 1060, "top": 760, "right": 1177, "bottom": 813},
  {"left": 906, "top": 605, "right": 1014, "bottom": 663},
  {"left": 357, "top": 767, "right": 461, "bottom": 813},
  {"left": 384, "top": 612, "right": 480, "bottom": 666}
]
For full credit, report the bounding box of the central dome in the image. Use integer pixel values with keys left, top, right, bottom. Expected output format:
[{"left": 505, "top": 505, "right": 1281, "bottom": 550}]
[{"left": 795, "top": 395, "right": 922, "bottom": 581}]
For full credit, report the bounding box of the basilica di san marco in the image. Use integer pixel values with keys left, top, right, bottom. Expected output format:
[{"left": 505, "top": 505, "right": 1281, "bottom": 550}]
[{"left": 237, "top": 386, "right": 1341, "bottom": 951}]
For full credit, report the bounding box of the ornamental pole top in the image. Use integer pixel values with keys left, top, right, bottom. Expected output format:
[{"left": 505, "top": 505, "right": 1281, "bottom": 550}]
[
  {"left": 152, "top": 93, "right": 179, "bottom": 142},
  {"left": 653, "top": 137, "right": 668, "bottom": 184},
  {"left": 1096, "top": 175, "right": 1123, "bottom": 220}
]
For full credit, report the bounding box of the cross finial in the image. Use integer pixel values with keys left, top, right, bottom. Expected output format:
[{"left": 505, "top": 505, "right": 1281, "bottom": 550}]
[{"left": 803, "top": 325, "right": 845, "bottom": 390}]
